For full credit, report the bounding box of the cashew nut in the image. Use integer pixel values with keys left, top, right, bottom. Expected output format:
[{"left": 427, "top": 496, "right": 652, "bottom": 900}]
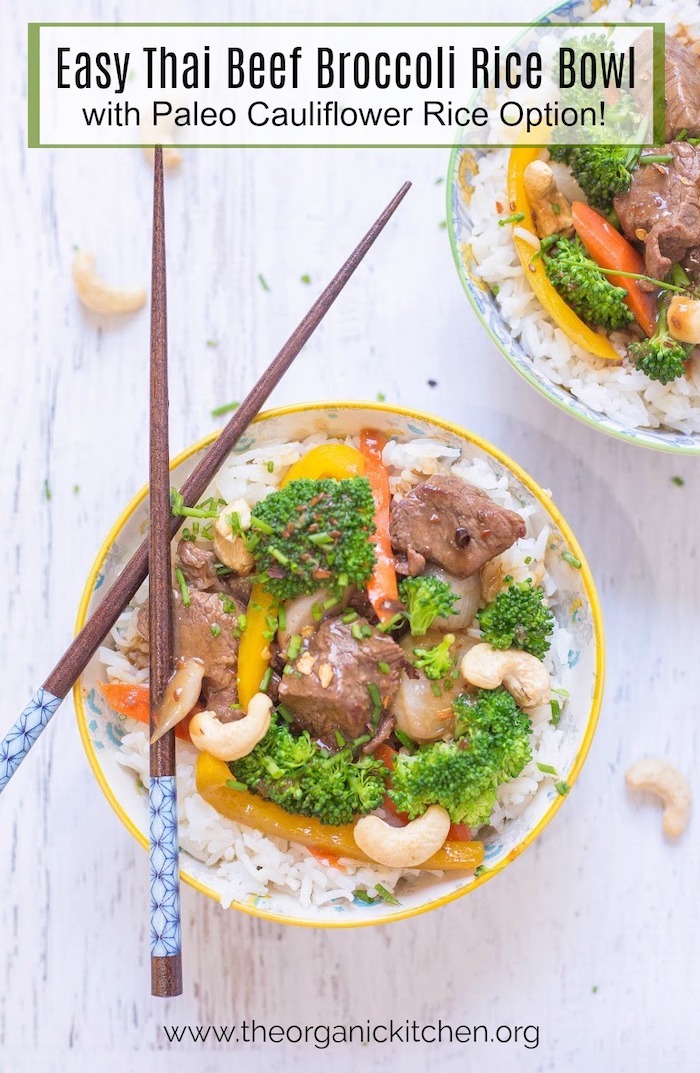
[
  {"left": 212, "top": 499, "right": 255, "bottom": 576},
  {"left": 150, "top": 657, "right": 205, "bottom": 744},
  {"left": 667, "top": 294, "right": 700, "bottom": 345},
  {"left": 625, "top": 758, "right": 691, "bottom": 839},
  {"left": 189, "top": 692, "right": 272, "bottom": 761},
  {"left": 523, "top": 160, "right": 574, "bottom": 239},
  {"left": 72, "top": 251, "right": 147, "bottom": 315},
  {"left": 353, "top": 805, "right": 451, "bottom": 868},
  {"left": 461, "top": 643, "right": 550, "bottom": 708}
]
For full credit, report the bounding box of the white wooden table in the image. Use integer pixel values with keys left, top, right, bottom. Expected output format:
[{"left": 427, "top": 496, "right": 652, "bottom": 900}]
[{"left": 2, "top": 0, "right": 698, "bottom": 1069}]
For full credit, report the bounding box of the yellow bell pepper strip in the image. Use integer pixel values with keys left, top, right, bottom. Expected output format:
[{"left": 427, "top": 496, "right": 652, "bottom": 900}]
[
  {"left": 236, "top": 443, "right": 368, "bottom": 710},
  {"left": 196, "top": 752, "right": 485, "bottom": 872},
  {"left": 281, "top": 442, "right": 365, "bottom": 486},
  {"left": 507, "top": 147, "right": 620, "bottom": 361},
  {"left": 237, "top": 584, "right": 277, "bottom": 712},
  {"left": 359, "top": 429, "right": 399, "bottom": 623}
]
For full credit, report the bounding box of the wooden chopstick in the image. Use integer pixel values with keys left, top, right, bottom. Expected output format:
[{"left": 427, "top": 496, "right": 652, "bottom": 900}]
[
  {"left": 0, "top": 179, "right": 411, "bottom": 794},
  {"left": 147, "top": 148, "right": 182, "bottom": 998}
]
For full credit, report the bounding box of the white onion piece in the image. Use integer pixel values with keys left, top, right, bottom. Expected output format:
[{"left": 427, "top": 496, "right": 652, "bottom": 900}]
[
  {"left": 424, "top": 564, "right": 481, "bottom": 632},
  {"left": 277, "top": 590, "right": 329, "bottom": 650},
  {"left": 151, "top": 658, "right": 205, "bottom": 743},
  {"left": 513, "top": 226, "right": 541, "bottom": 251}
]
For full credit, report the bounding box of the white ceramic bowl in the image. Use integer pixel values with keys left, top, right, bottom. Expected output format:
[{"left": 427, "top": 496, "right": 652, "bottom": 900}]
[{"left": 74, "top": 402, "right": 604, "bottom": 927}]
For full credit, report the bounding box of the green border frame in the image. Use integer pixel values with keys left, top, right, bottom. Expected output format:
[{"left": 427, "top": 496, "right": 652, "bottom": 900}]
[{"left": 27, "top": 21, "right": 664, "bottom": 149}]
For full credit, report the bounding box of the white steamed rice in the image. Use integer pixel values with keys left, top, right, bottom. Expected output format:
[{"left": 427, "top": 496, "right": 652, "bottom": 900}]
[
  {"left": 100, "top": 433, "right": 572, "bottom": 909},
  {"left": 467, "top": 0, "right": 700, "bottom": 436}
]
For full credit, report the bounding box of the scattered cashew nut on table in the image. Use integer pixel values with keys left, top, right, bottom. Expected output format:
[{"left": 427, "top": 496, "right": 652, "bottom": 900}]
[
  {"left": 353, "top": 805, "right": 451, "bottom": 868},
  {"left": 72, "top": 251, "right": 147, "bottom": 316},
  {"left": 189, "top": 693, "right": 272, "bottom": 762},
  {"left": 461, "top": 643, "right": 550, "bottom": 708},
  {"left": 625, "top": 758, "right": 691, "bottom": 839},
  {"left": 213, "top": 498, "right": 255, "bottom": 576}
]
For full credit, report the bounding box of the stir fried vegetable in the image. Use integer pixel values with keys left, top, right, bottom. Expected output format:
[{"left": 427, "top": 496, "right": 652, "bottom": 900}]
[
  {"left": 389, "top": 688, "right": 532, "bottom": 827},
  {"left": 411, "top": 634, "right": 456, "bottom": 680},
  {"left": 542, "top": 235, "right": 634, "bottom": 331},
  {"left": 99, "top": 682, "right": 194, "bottom": 742},
  {"left": 398, "top": 575, "right": 459, "bottom": 636},
  {"left": 249, "top": 476, "right": 376, "bottom": 602},
  {"left": 507, "top": 147, "right": 620, "bottom": 361},
  {"left": 197, "top": 751, "right": 485, "bottom": 870},
  {"left": 571, "top": 201, "right": 658, "bottom": 337},
  {"left": 629, "top": 300, "right": 690, "bottom": 384},
  {"left": 229, "top": 710, "right": 387, "bottom": 826},
  {"left": 548, "top": 145, "right": 641, "bottom": 214},
  {"left": 359, "top": 429, "right": 399, "bottom": 623},
  {"left": 477, "top": 577, "right": 554, "bottom": 660}
]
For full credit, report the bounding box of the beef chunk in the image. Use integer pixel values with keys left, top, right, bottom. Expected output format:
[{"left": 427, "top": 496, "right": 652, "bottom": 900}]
[
  {"left": 664, "top": 37, "right": 700, "bottom": 142},
  {"left": 278, "top": 617, "right": 403, "bottom": 741},
  {"left": 389, "top": 474, "right": 525, "bottom": 578},
  {"left": 614, "top": 142, "right": 700, "bottom": 286},
  {"left": 138, "top": 589, "right": 244, "bottom": 718},
  {"left": 176, "top": 538, "right": 252, "bottom": 604}
]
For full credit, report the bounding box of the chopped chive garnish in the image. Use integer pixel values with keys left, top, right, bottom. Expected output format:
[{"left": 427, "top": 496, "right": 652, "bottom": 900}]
[
  {"left": 537, "top": 762, "right": 557, "bottom": 775},
  {"left": 277, "top": 605, "right": 286, "bottom": 631},
  {"left": 377, "top": 661, "right": 391, "bottom": 675},
  {"left": 250, "top": 516, "right": 274, "bottom": 535},
  {"left": 266, "top": 460, "right": 275, "bottom": 473},
  {"left": 225, "top": 779, "right": 248, "bottom": 792},
  {"left": 308, "top": 531, "right": 333, "bottom": 547},
  {"left": 499, "top": 211, "right": 526, "bottom": 226},
  {"left": 361, "top": 625, "right": 373, "bottom": 639},
  {"left": 206, "top": 339, "right": 218, "bottom": 348},
  {"left": 374, "top": 883, "right": 400, "bottom": 906},
  {"left": 367, "top": 682, "right": 382, "bottom": 726},
  {"left": 270, "top": 547, "right": 290, "bottom": 566},
  {"left": 277, "top": 705, "right": 293, "bottom": 724},
  {"left": 334, "top": 729, "right": 346, "bottom": 748},
  {"left": 210, "top": 401, "right": 240, "bottom": 418},
  {"left": 72, "top": 484, "right": 80, "bottom": 495},
  {"left": 552, "top": 687, "right": 570, "bottom": 698},
  {"left": 672, "top": 476, "right": 685, "bottom": 487},
  {"left": 237, "top": 613, "right": 248, "bottom": 632},
  {"left": 342, "top": 610, "right": 358, "bottom": 624},
  {"left": 562, "top": 550, "right": 582, "bottom": 569},
  {"left": 555, "top": 781, "right": 570, "bottom": 796},
  {"left": 439, "top": 220, "right": 447, "bottom": 229},
  {"left": 394, "top": 729, "right": 415, "bottom": 753},
  {"left": 351, "top": 623, "right": 364, "bottom": 641},
  {"left": 210, "top": 623, "right": 221, "bottom": 637},
  {"left": 258, "top": 272, "right": 271, "bottom": 292},
  {"left": 473, "top": 864, "right": 487, "bottom": 878},
  {"left": 300, "top": 273, "right": 311, "bottom": 284},
  {"left": 286, "top": 634, "right": 302, "bottom": 660},
  {"left": 259, "top": 667, "right": 272, "bottom": 693},
  {"left": 43, "top": 479, "right": 52, "bottom": 500},
  {"left": 376, "top": 392, "right": 386, "bottom": 402},
  {"left": 175, "top": 567, "right": 190, "bottom": 607},
  {"left": 311, "top": 603, "right": 323, "bottom": 622},
  {"left": 323, "top": 595, "right": 338, "bottom": 610},
  {"left": 354, "top": 889, "right": 378, "bottom": 905},
  {"left": 171, "top": 489, "right": 219, "bottom": 518},
  {"left": 550, "top": 699, "right": 561, "bottom": 725},
  {"left": 430, "top": 681, "right": 443, "bottom": 698}
]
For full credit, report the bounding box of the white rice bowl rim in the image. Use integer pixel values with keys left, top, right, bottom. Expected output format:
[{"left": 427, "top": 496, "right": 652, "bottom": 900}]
[
  {"left": 447, "top": 0, "right": 700, "bottom": 456},
  {"left": 74, "top": 401, "right": 605, "bottom": 928}
]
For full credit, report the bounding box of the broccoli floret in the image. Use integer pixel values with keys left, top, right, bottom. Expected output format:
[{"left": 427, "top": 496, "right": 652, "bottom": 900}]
[
  {"left": 477, "top": 577, "right": 554, "bottom": 660},
  {"left": 411, "top": 634, "right": 456, "bottom": 680},
  {"left": 230, "top": 712, "right": 387, "bottom": 826},
  {"left": 398, "top": 575, "right": 459, "bottom": 636},
  {"left": 629, "top": 301, "right": 690, "bottom": 385},
  {"left": 389, "top": 688, "right": 532, "bottom": 827},
  {"left": 549, "top": 145, "right": 640, "bottom": 213},
  {"left": 542, "top": 235, "right": 634, "bottom": 331},
  {"left": 249, "top": 477, "right": 376, "bottom": 602}
]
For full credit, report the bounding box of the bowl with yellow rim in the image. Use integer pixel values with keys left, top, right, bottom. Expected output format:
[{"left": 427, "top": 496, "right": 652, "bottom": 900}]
[
  {"left": 448, "top": 0, "right": 700, "bottom": 454},
  {"left": 74, "top": 401, "right": 604, "bottom": 928}
]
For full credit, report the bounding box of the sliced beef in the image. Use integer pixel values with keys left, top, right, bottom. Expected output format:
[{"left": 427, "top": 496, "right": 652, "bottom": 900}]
[
  {"left": 138, "top": 588, "right": 244, "bottom": 718},
  {"left": 614, "top": 141, "right": 700, "bottom": 287},
  {"left": 664, "top": 37, "right": 700, "bottom": 142},
  {"left": 389, "top": 474, "right": 525, "bottom": 578},
  {"left": 176, "top": 538, "right": 252, "bottom": 604},
  {"left": 278, "top": 617, "right": 404, "bottom": 742}
]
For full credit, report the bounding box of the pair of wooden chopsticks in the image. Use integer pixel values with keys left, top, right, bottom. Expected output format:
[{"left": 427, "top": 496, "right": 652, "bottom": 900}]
[{"left": 0, "top": 159, "right": 411, "bottom": 997}]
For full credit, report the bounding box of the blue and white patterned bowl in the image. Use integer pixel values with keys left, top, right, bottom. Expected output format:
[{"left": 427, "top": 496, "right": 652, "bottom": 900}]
[
  {"left": 74, "top": 402, "right": 604, "bottom": 927},
  {"left": 448, "top": 0, "right": 700, "bottom": 454}
]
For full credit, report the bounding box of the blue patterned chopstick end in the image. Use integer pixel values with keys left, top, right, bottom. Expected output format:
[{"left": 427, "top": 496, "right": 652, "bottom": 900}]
[
  {"left": 0, "top": 688, "right": 62, "bottom": 792},
  {"left": 149, "top": 774, "right": 182, "bottom": 958}
]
